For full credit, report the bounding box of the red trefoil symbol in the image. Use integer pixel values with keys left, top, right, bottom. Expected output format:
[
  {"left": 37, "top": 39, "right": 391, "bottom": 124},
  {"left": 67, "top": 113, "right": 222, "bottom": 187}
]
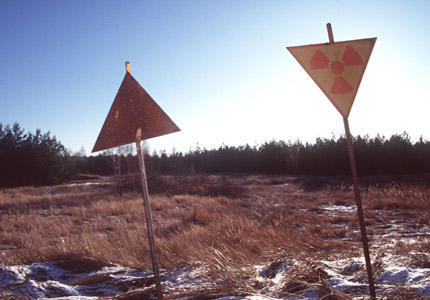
[{"left": 310, "top": 46, "right": 363, "bottom": 94}]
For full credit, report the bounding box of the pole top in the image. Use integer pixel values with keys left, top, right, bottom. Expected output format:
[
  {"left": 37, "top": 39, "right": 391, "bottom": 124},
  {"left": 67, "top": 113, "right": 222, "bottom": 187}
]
[
  {"left": 326, "top": 23, "right": 334, "bottom": 43},
  {"left": 125, "top": 61, "right": 131, "bottom": 73}
]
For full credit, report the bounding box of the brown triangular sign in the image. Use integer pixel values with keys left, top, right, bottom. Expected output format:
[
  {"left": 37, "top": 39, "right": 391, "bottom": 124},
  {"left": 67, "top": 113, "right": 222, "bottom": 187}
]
[{"left": 92, "top": 70, "right": 180, "bottom": 153}]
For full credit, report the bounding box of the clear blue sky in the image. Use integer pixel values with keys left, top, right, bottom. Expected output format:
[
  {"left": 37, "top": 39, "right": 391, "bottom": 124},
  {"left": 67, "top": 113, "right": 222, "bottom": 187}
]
[{"left": 1, "top": 1, "right": 429, "bottom": 155}]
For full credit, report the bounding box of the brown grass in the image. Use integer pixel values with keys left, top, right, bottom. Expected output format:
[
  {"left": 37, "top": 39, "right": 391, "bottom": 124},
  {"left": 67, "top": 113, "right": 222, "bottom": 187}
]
[
  {"left": 0, "top": 175, "right": 429, "bottom": 298},
  {"left": 365, "top": 184, "right": 430, "bottom": 209},
  {"left": 0, "top": 176, "right": 356, "bottom": 269},
  {"left": 120, "top": 173, "right": 248, "bottom": 198},
  {"left": 393, "top": 240, "right": 430, "bottom": 268}
]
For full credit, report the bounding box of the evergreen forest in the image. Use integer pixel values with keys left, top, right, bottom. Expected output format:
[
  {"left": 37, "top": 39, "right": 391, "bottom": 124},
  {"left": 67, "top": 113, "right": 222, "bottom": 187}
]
[{"left": 1, "top": 122, "right": 429, "bottom": 187}]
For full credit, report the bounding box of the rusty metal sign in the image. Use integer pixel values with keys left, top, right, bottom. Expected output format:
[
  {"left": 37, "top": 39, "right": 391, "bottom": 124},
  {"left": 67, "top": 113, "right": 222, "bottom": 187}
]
[
  {"left": 287, "top": 35, "right": 376, "bottom": 117},
  {"left": 92, "top": 62, "right": 178, "bottom": 298},
  {"left": 92, "top": 70, "right": 180, "bottom": 153}
]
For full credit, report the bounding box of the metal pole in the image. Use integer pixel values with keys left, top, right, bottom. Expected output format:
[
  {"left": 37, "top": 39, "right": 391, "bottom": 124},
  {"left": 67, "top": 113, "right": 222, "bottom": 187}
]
[
  {"left": 326, "top": 23, "right": 334, "bottom": 43},
  {"left": 325, "top": 24, "right": 375, "bottom": 297},
  {"left": 343, "top": 116, "right": 376, "bottom": 299},
  {"left": 127, "top": 62, "right": 162, "bottom": 299},
  {"left": 136, "top": 139, "right": 163, "bottom": 299}
]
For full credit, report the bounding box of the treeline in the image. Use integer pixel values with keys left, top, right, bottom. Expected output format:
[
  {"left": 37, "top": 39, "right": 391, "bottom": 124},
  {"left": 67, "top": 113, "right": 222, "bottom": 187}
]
[
  {"left": 1, "top": 122, "right": 429, "bottom": 188},
  {"left": 148, "top": 134, "right": 430, "bottom": 176},
  {"left": 0, "top": 123, "right": 75, "bottom": 187},
  {"left": 80, "top": 133, "right": 430, "bottom": 177}
]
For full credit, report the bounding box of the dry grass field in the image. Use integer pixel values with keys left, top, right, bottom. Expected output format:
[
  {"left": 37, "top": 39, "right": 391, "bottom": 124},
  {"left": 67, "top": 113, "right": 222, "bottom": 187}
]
[{"left": 0, "top": 175, "right": 429, "bottom": 299}]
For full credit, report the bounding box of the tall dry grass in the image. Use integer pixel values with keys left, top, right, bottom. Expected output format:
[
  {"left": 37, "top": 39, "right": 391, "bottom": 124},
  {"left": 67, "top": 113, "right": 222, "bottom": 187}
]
[
  {"left": 0, "top": 176, "right": 353, "bottom": 269},
  {"left": 0, "top": 175, "right": 429, "bottom": 298}
]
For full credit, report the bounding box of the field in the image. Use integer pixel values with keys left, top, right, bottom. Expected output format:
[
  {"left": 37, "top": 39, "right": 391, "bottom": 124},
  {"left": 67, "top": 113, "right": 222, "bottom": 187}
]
[{"left": 0, "top": 175, "right": 429, "bottom": 299}]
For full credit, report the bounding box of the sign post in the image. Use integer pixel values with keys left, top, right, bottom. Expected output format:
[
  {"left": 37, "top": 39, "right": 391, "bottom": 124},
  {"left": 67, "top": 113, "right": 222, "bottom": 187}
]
[
  {"left": 136, "top": 131, "right": 163, "bottom": 299},
  {"left": 287, "top": 24, "right": 377, "bottom": 299},
  {"left": 343, "top": 115, "right": 375, "bottom": 299},
  {"left": 92, "top": 61, "right": 180, "bottom": 299}
]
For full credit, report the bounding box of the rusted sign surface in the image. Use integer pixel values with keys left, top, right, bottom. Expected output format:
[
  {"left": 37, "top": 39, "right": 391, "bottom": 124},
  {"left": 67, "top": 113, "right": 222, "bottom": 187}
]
[
  {"left": 287, "top": 37, "right": 376, "bottom": 117},
  {"left": 92, "top": 72, "right": 180, "bottom": 152}
]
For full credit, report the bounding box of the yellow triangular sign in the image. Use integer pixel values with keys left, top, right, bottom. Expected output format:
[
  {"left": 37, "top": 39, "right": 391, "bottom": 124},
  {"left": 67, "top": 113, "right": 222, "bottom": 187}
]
[
  {"left": 92, "top": 72, "right": 180, "bottom": 153},
  {"left": 287, "top": 38, "right": 376, "bottom": 117}
]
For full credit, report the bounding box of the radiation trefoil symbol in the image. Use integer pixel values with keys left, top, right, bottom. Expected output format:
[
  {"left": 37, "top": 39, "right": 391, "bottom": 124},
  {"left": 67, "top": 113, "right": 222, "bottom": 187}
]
[
  {"left": 310, "top": 46, "right": 363, "bottom": 94},
  {"left": 287, "top": 37, "right": 376, "bottom": 117}
]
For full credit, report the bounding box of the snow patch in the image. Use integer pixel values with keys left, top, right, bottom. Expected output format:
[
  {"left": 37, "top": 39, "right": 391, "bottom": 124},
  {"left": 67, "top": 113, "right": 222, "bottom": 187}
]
[{"left": 321, "top": 205, "right": 355, "bottom": 214}]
